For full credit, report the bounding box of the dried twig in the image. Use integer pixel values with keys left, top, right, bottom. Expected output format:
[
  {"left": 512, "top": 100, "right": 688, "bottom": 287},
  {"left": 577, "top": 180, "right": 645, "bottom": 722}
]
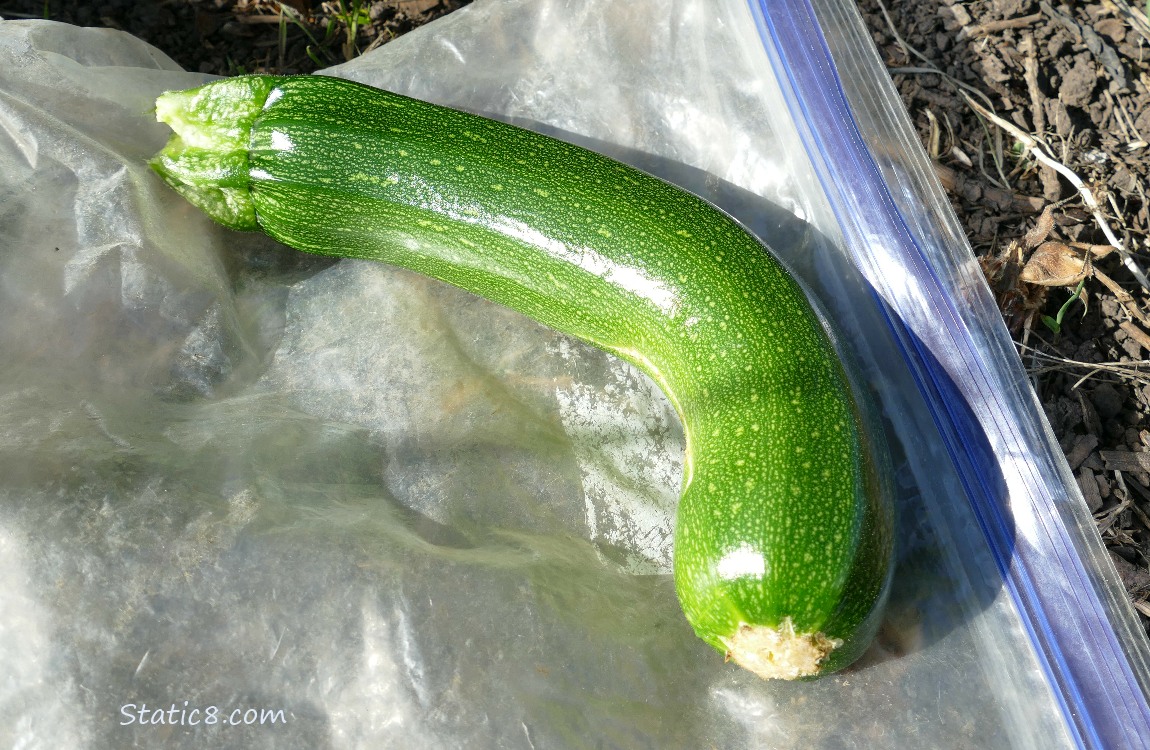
[
  {"left": 962, "top": 92, "right": 1150, "bottom": 291},
  {"left": 932, "top": 162, "right": 1044, "bottom": 213},
  {"left": 1094, "top": 267, "right": 1150, "bottom": 328},
  {"left": 959, "top": 12, "right": 1044, "bottom": 39},
  {"left": 1020, "top": 35, "right": 1046, "bottom": 135},
  {"left": 1019, "top": 33, "right": 1065, "bottom": 199},
  {"left": 1121, "top": 320, "right": 1150, "bottom": 352}
]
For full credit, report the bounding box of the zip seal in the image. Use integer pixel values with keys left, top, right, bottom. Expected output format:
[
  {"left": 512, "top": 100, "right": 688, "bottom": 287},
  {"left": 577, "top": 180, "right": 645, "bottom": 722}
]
[{"left": 745, "top": 0, "right": 1150, "bottom": 747}]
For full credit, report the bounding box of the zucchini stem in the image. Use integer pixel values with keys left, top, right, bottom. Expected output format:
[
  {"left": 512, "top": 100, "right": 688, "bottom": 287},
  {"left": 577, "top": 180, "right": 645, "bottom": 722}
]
[{"left": 721, "top": 618, "right": 843, "bottom": 680}]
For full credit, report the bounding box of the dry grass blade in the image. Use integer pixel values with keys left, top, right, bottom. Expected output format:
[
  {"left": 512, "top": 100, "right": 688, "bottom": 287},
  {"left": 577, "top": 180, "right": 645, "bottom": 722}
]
[{"left": 1015, "top": 341, "right": 1150, "bottom": 385}]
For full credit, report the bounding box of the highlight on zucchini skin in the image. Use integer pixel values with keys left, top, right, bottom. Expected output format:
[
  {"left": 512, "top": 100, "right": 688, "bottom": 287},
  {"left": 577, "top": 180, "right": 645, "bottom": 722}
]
[{"left": 150, "top": 74, "right": 894, "bottom": 680}]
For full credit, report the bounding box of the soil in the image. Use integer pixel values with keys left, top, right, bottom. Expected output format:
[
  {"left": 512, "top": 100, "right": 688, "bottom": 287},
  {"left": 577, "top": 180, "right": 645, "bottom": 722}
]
[
  {"left": 0, "top": 0, "right": 474, "bottom": 74},
  {"left": 2, "top": 0, "right": 1148, "bottom": 636}
]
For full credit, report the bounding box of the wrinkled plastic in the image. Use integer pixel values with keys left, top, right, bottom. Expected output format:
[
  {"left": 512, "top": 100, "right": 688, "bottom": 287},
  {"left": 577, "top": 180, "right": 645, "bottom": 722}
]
[{"left": 0, "top": 1, "right": 1146, "bottom": 748}]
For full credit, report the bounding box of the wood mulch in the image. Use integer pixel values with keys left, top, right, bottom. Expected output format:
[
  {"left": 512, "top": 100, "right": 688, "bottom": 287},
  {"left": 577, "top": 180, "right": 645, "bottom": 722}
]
[{"left": 3, "top": 0, "right": 1148, "bottom": 634}]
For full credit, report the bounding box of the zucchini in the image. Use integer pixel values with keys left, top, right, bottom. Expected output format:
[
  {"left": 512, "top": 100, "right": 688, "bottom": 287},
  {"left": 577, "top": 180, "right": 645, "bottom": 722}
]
[{"left": 150, "top": 74, "right": 894, "bottom": 679}]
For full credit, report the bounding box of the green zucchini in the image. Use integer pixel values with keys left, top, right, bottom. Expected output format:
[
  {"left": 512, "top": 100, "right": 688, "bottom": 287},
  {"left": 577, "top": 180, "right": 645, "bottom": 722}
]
[{"left": 150, "top": 74, "right": 894, "bottom": 679}]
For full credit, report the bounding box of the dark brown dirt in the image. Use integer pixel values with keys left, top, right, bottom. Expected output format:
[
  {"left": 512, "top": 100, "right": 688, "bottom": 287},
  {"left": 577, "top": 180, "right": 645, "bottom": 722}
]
[
  {"left": 856, "top": 0, "right": 1150, "bottom": 636},
  {"left": 3, "top": 0, "right": 1148, "bottom": 634},
  {"left": 0, "top": 1, "right": 473, "bottom": 74}
]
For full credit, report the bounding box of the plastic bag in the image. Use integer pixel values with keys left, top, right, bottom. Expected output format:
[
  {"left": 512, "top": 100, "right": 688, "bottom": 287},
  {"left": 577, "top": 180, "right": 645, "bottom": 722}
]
[
  {"left": 0, "top": 0, "right": 1146, "bottom": 747},
  {"left": 754, "top": 3, "right": 1150, "bottom": 747}
]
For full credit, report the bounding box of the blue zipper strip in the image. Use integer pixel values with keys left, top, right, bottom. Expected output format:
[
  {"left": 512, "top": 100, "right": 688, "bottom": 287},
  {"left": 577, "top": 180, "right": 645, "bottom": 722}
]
[{"left": 745, "top": 1, "right": 1150, "bottom": 747}]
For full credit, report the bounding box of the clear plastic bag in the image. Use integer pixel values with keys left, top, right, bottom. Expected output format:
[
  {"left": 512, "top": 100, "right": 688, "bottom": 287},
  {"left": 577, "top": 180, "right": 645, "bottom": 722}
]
[{"left": 0, "top": 1, "right": 1146, "bottom": 748}]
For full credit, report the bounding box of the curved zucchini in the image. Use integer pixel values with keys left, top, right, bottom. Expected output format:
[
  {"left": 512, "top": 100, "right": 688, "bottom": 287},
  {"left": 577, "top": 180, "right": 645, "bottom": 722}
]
[{"left": 151, "top": 74, "right": 894, "bottom": 679}]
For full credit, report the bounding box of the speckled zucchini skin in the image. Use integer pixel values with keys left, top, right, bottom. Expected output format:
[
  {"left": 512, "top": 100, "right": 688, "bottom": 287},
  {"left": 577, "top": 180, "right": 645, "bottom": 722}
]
[{"left": 151, "top": 74, "right": 893, "bottom": 678}]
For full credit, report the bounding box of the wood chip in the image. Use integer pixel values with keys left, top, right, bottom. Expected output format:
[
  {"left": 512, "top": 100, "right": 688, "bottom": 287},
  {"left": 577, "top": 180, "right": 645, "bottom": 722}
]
[
  {"left": 1108, "top": 550, "right": 1150, "bottom": 595},
  {"left": 1079, "top": 391, "right": 1104, "bottom": 437},
  {"left": 1101, "top": 450, "right": 1150, "bottom": 473},
  {"left": 1124, "top": 475, "right": 1150, "bottom": 504},
  {"left": 1078, "top": 468, "right": 1105, "bottom": 512},
  {"left": 1065, "top": 433, "right": 1100, "bottom": 470},
  {"left": 1134, "top": 501, "right": 1150, "bottom": 533}
]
